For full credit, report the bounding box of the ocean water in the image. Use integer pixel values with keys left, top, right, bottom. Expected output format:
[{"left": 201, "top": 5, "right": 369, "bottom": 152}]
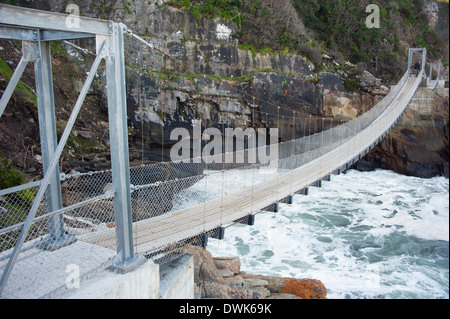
[{"left": 200, "top": 169, "right": 449, "bottom": 299}]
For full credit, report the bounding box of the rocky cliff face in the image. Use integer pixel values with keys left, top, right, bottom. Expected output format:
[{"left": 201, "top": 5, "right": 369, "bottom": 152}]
[
  {"left": 357, "top": 86, "right": 449, "bottom": 178},
  {"left": 95, "top": 2, "right": 383, "bottom": 163},
  {"left": 0, "top": 0, "right": 448, "bottom": 179}
]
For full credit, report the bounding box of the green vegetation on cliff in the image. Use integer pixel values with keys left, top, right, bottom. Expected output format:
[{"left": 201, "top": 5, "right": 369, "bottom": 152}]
[
  {"left": 150, "top": 67, "right": 298, "bottom": 83},
  {"left": 167, "top": 0, "right": 447, "bottom": 82},
  {"left": 0, "top": 56, "right": 37, "bottom": 106},
  {"left": 166, "top": 0, "right": 242, "bottom": 21},
  {"left": 0, "top": 154, "right": 26, "bottom": 190}
]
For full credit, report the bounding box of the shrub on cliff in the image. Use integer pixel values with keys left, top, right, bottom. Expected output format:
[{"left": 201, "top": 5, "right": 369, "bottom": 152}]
[
  {"left": 294, "top": 0, "right": 447, "bottom": 81},
  {"left": 0, "top": 157, "right": 25, "bottom": 190}
]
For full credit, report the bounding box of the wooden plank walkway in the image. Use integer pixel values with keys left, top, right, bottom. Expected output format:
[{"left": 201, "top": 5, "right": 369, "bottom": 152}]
[{"left": 79, "top": 76, "right": 421, "bottom": 255}]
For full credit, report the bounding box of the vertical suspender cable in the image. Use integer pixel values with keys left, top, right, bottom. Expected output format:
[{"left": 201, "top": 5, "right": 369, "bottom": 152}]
[
  {"left": 220, "top": 81, "right": 224, "bottom": 226},
  {"left": 135, "top": 51, "right": 143, "bottom": 253},
  {"left": 290, "top": 111, "right": 295, "bottom": 197}
]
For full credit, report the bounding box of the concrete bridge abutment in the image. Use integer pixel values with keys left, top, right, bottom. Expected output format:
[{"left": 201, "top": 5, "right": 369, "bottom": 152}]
[{"left": 65, "top": 255, "right": 194, "bottom": 299}]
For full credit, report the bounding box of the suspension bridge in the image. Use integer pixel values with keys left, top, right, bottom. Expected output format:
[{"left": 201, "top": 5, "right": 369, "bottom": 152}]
[{"left": 0, "top": 4, "right": 439, "bottom": 298}]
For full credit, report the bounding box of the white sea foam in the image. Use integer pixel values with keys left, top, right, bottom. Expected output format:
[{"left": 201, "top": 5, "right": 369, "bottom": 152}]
[{"left": 199, "top": 169, "right": 449, "bottom": 299}]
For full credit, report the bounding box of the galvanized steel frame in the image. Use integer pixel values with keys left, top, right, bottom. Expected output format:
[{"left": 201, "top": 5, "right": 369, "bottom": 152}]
[
  {"left": 407, "top": 48, "right": 427, "bottom": 77},
  {"left": 0, "top": 4, "right": 140, "bottom": 294},
  {"left": 428, "top": 62, "right": 441, "bottom": 90}
]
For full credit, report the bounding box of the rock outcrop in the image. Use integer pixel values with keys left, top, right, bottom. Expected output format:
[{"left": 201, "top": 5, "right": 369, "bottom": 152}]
[{"left": 185, "top": 246, "right": 327, "bottom": 299}]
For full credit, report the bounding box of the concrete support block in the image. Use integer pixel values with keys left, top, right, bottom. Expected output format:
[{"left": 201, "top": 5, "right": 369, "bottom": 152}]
[{"left": 68, "top": 260, "right": 160, "bottom": 299}]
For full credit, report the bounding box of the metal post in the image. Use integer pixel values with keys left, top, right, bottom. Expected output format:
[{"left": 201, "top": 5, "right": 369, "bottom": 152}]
[
  {"left": 407, "top": 49, "right": 413, "bottom": 76},
  {"left": 34, "top": 40, "right": 75, "bottom": 250},
  {"left": 421, "top": 48, "right": 427, "bottom": 75},
  {"left": 104, "top": 23, "right": 145, "bottom": 272}
]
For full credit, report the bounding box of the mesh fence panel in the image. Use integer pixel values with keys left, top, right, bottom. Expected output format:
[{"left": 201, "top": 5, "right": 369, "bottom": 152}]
[{"left": 0, "top": 169, "right": 117, "bottom": 298}]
